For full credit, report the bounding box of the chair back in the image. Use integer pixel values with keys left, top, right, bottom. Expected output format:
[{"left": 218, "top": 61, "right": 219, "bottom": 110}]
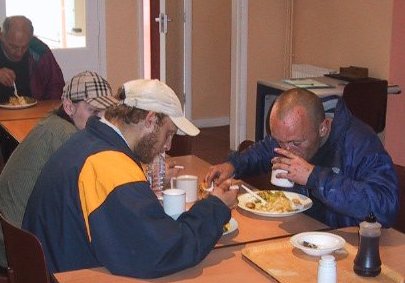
[
  {"left": 394, "top": 164, "right": 405, "bottom": 233},
  {"left": 237, "top": 140, "right": 271, "bottom": 189},
  {"left": 0, "top": 214, "right": 50, "bottom": 283},
  {"left": 342, "top": 79, "right": 388, "bottom": 133}
]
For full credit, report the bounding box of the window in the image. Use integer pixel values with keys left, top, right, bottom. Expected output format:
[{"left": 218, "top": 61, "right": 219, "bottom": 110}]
[{"left": 4, "top": 0, "right": 86, "bottom": 49}]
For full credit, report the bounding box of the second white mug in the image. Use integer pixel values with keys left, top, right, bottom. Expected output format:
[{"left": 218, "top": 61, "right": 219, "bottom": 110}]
[
  {"left": 163, "top": 189, "right": 186, "bottom": 220},
  {"left": 171, "top": 175, "right": 198, "bottom": 203},
  {"left": 271, "top": 169, "right": 294, "bottom": 188}
]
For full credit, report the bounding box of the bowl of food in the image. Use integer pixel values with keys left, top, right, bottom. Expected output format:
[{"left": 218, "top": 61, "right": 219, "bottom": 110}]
[{"left": 290, "top": 232, "right": 346, "bottom": 256}]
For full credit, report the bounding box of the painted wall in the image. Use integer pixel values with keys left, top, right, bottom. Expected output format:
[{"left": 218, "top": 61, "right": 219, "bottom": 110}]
[
  {"left": 386, "top": 0, "right": 405, "bottom": 165},
  {"left": 192, "top": 0, "right": 231, "bottom": 124},
  {"left": 105, "top": 0, "right": 141, "bottom": 93},
  {"left": 246, "top": 1, "right": 291, "bottom": 139},
  {"left": 293, "top": 0, "right": 392, "bottom": 79}
]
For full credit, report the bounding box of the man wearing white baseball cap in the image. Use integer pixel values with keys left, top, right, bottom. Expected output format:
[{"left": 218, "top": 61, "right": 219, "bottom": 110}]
[
  {"left": 23, "top": 79, "right": 238, "bottom": 278},
  {"left": 0, "top": 70, "right": 118, "bottom": 268}
]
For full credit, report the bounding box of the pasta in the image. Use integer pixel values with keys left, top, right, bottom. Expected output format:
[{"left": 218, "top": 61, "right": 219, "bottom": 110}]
[{"left": 245, "top": 190, "right": 301, "bottom": 213}]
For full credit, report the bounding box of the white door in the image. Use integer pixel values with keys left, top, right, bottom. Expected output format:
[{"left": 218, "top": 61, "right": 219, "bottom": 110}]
[
  {"left": 154, "top": 0, "right": 191, "bottom": 120},
  {"left": 0, "top": 0, "right": 106, "bottom": 81}
]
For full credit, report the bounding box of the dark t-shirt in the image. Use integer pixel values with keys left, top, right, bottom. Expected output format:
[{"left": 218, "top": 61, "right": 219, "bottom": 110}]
[{"left": 0, "top": 45, "right": 31, "bottom": 103}]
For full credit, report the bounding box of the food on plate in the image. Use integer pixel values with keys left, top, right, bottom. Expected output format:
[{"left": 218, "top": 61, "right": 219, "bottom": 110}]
[
  {"left": 198, "top": 181, "right": 211, "bottom": 199},
  {"left": 244, "top": 190, "right": 302, "bottom": 213},
  {"left": 223, "top": 222, "right": 231, "bottom": 233},
  {"left": 9, "top": 96, "right": 27, "bottom": 105}
]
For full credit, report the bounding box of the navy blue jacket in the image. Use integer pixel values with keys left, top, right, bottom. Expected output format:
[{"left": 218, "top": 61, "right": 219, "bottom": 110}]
[
  {"left": 229, "top": 98, "right": 398, "bottom": 228},
  {"left": 23, "top": 117, "right": 230, "bottom": 278}
]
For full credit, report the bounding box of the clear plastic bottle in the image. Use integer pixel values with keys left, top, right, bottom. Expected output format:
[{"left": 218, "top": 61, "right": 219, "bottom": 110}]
[
  {"left": 147, "top": 153, "right": 166, "bottom": 199},
  {"left": 353, "top": 213, "right": 382, "bottom": 277},
  {"left": 317, "top": 255, "right": 337, "bottom": 283}
]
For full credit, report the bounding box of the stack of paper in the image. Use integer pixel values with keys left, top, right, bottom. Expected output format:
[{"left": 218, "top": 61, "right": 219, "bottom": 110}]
[{"left": 283, "top": 79, "right": 332, "bottom": 89}]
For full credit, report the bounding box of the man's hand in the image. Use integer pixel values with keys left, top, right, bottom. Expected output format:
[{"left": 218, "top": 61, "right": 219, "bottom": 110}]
[
  {"left": 271, "top": 147, "right": 314, "bottom": 185},
  {"left": 205, "top": 162, "right": 235, "bottom": 186},
  {"left": 210, "top": 179, "right": 239, "bottom": 209},
  {"left": 0, "top": 68, "right": 16, "bottom": 87}
]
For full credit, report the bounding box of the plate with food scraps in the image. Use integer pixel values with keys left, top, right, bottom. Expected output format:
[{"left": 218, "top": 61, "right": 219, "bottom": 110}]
[
  {"left": 222, "top": 217, "right": 238, "bottom": 235},
  {"left": 0, "top": 96, "right": 38, "bottom": 109},
  {"left": 237, "top": 190, "right": 312, "bottom": 217},
  {"left": 290, "top": 232, "right": 346, "bottom": 256}
]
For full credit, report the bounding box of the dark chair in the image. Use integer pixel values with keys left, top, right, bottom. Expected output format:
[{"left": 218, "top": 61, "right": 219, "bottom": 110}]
[
  {"left": 394, "top": 164, "right": 405, "bottom": 233},
  {"left": 0, "top": 213, "right": 52, "bottom": 283},
  {"left": 167, "top": 134, "right": 193, "bottom": 157},
  {"left": 342, "top": 79, "right": 388, "bottom": 133},
  {"left": 237, "top": 140, "right": 271, "bottom": 189}
]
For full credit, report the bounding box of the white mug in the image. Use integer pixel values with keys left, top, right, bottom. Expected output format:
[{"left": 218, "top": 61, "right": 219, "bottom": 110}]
[
  {"left": 170, "top": 175, "right": 198, "bottom": 203},
  {"left": 271, "top": 169, "right": 294, "bottom": 188},
  {"left": 163, "top": 189, "right": 186, "bottom": 220}
]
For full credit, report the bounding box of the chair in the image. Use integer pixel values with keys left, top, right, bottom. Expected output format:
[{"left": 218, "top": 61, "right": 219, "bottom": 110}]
[
  {"left": 237, "top": 140, "right": 271, "bottom": 189},
  {"left": 0, "top": 213, "right": 52, "bottom": 283},
  {"left": 393, "top": 164, "right": 405, "bottom": 233},
  {"left": 342, "top": 79, "right": 388, "bottom": 133},
  {"left": 167, "top": 134, "right": 193, "bottom": 157}
]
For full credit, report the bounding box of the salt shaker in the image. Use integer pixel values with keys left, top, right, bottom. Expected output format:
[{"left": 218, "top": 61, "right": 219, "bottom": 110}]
[
  {"left": 317, "top": 255, "right": 337, "bottom": 283},
  {"left": 353, "top": 213, "right": 382, "bottom": 277},
  {"left": 147, "top": 153, "right": 166, "bottom": 198}
]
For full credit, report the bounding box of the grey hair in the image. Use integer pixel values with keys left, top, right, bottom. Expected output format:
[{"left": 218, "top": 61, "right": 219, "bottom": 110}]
[{"left": 2, "top": 16, "right": 34, "bottom": 37}]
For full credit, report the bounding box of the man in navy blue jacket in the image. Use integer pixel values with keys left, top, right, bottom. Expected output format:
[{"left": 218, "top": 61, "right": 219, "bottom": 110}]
[{"left": 206, "top": 88, "right": 398, "bottom": 228}]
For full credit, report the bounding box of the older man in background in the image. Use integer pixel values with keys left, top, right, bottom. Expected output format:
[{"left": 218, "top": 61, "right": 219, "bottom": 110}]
[{"left": 0, "top": 15, "right": 64, "bottom": 103}]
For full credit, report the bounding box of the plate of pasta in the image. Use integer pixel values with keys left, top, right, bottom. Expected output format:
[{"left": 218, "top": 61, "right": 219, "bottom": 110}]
[
  {"left": 0, "top": 96, "right": 37, "bottom": 109},
  {"left": 237, "top": 190, "right": 312, "bottom": 217}
]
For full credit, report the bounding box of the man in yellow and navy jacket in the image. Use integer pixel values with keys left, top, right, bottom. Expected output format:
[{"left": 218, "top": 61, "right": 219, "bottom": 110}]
[{"left": 22, "top": 79, "right": 238, "bottom": 279}]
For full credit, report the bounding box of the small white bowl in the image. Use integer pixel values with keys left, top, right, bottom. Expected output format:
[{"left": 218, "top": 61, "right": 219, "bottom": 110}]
[{"left": 290, "top": 232, "right": 346, "bottom": 256}]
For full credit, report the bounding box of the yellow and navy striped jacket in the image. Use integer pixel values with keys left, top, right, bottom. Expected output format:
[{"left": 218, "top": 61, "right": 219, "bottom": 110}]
[{"left": 23, "top": 116, "right": 230, "bottom": 279}]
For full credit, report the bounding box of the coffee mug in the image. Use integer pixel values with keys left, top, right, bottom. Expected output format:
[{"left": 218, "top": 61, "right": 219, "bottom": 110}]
[
  {"left": 271, "top": 169, "right": 294, "bottom": 188},
  {"left": 170, "top": 175, "right": 198, "bottom": 203},
  {"left": 163, "top": 189, "right": 186, "bottom": 220}
]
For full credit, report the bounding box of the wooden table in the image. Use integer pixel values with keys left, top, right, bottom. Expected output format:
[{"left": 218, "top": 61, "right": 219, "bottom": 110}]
[
  {"left": 54, "top": 227, "right": 405, "bottom": 283},
  {"left": 53, "top": 155, "right": 333, "bottom": 282},
  {"left": 0, "top": 118, "right": 40, "bottom": 143},
  {"left": 0, "top": 99, "right": 60, "bottom": 121}
]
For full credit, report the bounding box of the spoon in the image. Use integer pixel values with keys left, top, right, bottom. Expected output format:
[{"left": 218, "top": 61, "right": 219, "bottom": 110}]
[
  {"left": 241, "top": 184, "right": 267, "bottom": 204},
  {"left": 13, "top": 81, "right": 21, "bottom": 98}
]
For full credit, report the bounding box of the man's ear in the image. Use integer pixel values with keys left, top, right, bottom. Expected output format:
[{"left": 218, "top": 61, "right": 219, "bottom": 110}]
[
  {"left": 319, "top": 118, "right": 331, "bottom": 137},
  {"left": 62, "top": 99, "right": 75, "bottom": 117},
  {"left": 144, "top": 111, "right": 157, "bottom": 131}
]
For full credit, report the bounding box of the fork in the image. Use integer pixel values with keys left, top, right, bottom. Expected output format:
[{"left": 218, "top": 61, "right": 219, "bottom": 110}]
[{"left": 13, "top": 82, "right": 21, "bottom": 98}]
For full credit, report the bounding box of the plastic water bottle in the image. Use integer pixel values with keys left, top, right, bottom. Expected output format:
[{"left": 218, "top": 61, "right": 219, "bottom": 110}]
[
  {"left": 353, "top": 213, "right": 382, "bottom": 277},
  {"left": 147, "top": 153, "right": 166, "bottom": 198},
  {"left": 317, "top": 255, "right": 337, "bottom": 283}
]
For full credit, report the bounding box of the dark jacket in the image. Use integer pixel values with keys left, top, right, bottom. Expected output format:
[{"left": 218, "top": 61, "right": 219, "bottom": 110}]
[
  {"left": 23, "top": 117, "right": 230, "bottom": 278},
  {"left": 229, "top": 98, "right": 398, "bottom": 228}
]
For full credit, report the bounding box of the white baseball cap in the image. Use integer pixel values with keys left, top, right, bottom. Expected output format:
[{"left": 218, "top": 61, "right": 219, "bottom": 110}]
[{"left": 122, "top": 79, "right": 200, "bottom": 136}]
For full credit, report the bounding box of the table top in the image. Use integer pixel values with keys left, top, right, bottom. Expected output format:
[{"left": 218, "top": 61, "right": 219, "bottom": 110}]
[
  {"left": 52, "top": 155, "right": 334, "bottom": 282},
  {"left": 0, "top": 118, "right": 41, "bottom": 143},
  {"left": 258, "top": 76, "right": 347, "bottom": 97},
  {"left": 54, "top": 227, "right": 405, "bottom": 283},
  {"left": 0, "top": 99, "right": 60, "bottom": 121}
]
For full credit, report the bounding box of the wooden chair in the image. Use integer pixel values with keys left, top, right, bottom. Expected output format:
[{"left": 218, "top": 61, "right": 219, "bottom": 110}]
[
  {"left": 0, "top": 213, "right": 52, "bottom": 283},
  {"left": 394, "top": 164, "right": 405, "bottom": 233},
  {"left": 237, "top": 140, "right": 271, "bottom": 189},
  {"left": 342, "top": 79, "right": 388, "bottom": 133},
  {"left": 167, "top": 134, "right": 193, "bottom": 157}
]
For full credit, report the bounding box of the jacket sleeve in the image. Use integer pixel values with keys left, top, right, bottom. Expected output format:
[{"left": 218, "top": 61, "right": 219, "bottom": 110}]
[
  {"left": 79, "top": 151, "right": 231, "bottom": 278},
  {"left": 29, "top": 42, "right": 64, "bottom": 100},
  {"left": 229, "top": 135, "right": 277, "bottom": 178},
  {"left": 307, "top": 130, "right": 399, "bottom": 227}
]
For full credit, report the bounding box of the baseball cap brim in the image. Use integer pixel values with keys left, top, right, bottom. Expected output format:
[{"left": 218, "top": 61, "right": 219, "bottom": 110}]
[
  {"left": 170, "top": 115, "right": 200, "bottom": 136},
  {"left": 86, "top": 96, "right": 119, "bottom": 109}
]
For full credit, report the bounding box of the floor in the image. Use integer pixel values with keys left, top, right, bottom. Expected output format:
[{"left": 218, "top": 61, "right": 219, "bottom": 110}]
[{"left": 189, "top": 125, "right": 232, "bottom": 165}]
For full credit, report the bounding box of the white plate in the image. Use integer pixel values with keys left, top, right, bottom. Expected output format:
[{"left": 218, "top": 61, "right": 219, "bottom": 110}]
[
  {"left": 222, "top": 217, "right": 238, "bottom": 235},
  {"left": 290, "top": 232, "right": 346, "bottom": 256},
  {"left": 0, "top": 97, "right": 38, "bottom": 109},
  {"left": 237, "top": 190, "right": 312, "bottom": 217}
]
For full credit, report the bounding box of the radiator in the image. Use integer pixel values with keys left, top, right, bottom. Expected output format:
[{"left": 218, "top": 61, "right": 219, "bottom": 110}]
[{"left": 291, "top": 64, "right": 336, "bottom": 79}]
